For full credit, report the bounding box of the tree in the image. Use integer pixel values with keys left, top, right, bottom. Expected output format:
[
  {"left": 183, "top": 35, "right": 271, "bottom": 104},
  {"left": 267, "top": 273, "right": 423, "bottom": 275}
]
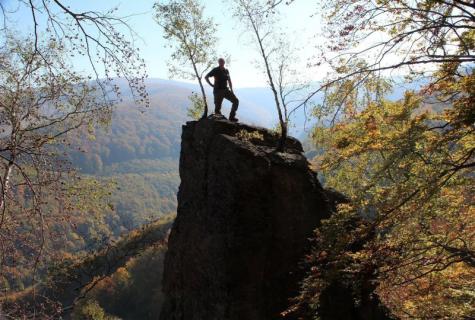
[
  {"left": 0, "top": 36, "right": 114, "bottom": 316},
  {"left": 187, "top": 92, "right": 207, "bottom": 120},
  {"left": 230, "top": 0, "right": 308, "bottom": 150},
  {"left": 72, "top": 299, "right": 117, "bottom": 320},
  {"left": 154, "top": 0, "right": 218, "bottom": 118},
  {"left": 280, "top": 0, "right": 475, "bottom": 318},
  {"left": 290, "top": 0, "right": 475, "bottom": 118},
  {"left": 0, "top": 2, "right": 152, "bottom": 314},
  {"left": 0, "top": 0, "right": 149, "bottom": 107}
]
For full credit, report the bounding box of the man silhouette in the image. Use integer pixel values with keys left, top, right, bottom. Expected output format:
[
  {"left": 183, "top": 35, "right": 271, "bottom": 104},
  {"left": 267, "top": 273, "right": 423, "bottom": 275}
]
[{"left": 205, "top": 58, "right": 239, "bottom": 122}]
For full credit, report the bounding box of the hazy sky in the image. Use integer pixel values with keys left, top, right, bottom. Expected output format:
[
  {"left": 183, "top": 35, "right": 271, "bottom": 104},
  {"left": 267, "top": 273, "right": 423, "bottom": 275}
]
[{"left": 4, "top": 0, "right": 320, "bottom": 88}]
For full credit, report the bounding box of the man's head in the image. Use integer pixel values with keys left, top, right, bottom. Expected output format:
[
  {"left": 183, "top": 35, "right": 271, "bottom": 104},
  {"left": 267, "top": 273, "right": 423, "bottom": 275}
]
[{"left": 218, "top": 58, "right": 225, "bottom": 68}]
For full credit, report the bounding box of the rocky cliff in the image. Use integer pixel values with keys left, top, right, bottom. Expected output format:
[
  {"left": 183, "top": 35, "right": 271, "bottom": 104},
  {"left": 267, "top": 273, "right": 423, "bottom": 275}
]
[{"left": 160, "top": 117, "right": 334, "bottom": 320}]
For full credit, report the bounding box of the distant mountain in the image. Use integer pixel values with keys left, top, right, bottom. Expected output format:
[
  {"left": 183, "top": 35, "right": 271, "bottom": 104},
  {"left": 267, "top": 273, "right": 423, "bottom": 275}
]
[
  {"left": 145, "top": 78, "right": 279, "bottom": 128},
  {"left": 142, "top": 78, "right": 314, "bottom": 136},
  {"left": 131, "top": 77, "right": 426, "bottom": 139},
  {"left": 65, "top": 80, "right": 193, "bottom": 236}
]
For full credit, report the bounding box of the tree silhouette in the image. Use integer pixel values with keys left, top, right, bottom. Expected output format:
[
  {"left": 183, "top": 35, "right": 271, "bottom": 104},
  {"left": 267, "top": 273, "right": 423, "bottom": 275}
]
[{"left": 154, "top": 0, "right": 218, "bottom": 118}]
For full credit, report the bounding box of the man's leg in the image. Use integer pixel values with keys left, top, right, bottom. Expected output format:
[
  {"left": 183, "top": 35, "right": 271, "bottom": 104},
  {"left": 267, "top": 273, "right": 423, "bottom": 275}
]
[
  {"left": 214, "top": 90, "right": 224, "bottom": 115},
  {"left": 223, "top": 89, "right": 239, "bottom": 121}
]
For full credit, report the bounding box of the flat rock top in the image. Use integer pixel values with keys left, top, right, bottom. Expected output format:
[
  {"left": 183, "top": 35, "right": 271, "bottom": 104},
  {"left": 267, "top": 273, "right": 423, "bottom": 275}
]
[{"left": 185, "top": 116, "right": 304, "bottom": 154}]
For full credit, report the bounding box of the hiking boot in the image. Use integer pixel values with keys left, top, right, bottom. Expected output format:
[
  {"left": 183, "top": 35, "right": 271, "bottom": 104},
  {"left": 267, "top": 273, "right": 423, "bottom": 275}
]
[
  {"left": 215, "top": 111, "right": 222, "bottom": 115},
  {"left": 229, "top": 116, "right": 239, "bottom": 122}
]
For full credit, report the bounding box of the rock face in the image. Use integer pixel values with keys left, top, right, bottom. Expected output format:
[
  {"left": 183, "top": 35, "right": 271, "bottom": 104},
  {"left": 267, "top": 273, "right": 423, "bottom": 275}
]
[{"left": 160, "top": 118, "right": 333, "bottom": 320}]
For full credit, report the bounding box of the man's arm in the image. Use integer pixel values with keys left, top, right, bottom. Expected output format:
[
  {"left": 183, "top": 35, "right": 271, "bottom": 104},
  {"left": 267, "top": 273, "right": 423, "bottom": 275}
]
[
  {"left": 205, "top": 69, "right": 215, "bottom": 88},
  {"left": 228, "top": 76, "right": 233, "bottom": 92}
]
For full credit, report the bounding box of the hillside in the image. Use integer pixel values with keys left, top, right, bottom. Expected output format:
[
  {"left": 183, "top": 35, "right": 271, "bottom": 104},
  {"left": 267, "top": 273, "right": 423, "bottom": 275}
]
[{"left": 65, "top": 78, "right": 288, "bottom": 238}]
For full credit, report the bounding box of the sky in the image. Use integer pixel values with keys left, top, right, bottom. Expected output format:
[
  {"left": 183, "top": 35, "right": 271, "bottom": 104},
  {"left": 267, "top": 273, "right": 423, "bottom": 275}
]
[{"left": 2, "top": 0, "right": 321, "bottom": 88}]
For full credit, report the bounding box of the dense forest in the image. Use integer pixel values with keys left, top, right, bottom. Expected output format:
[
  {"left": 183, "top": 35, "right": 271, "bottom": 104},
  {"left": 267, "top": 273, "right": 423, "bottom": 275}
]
[{"left": 0, "top": 0, "right": 474, "bottom": 319}]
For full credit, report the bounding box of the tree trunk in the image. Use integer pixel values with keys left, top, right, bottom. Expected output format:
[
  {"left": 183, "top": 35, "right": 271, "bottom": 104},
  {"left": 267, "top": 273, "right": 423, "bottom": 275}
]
[
  {"left": 197, "top": 76, "right": 208, "bottom": 119},
  {"left": 258, "top": 37, "right": 287, "bottom": 151},
  {"left": 186, "top": 47, "right": 208, "bottom": 119},
  {"left": 244, "top": 5, "right": 287, "bottom": 151},
  {"left": 0, "top": 161, "right": 14, "bottom": 218}
]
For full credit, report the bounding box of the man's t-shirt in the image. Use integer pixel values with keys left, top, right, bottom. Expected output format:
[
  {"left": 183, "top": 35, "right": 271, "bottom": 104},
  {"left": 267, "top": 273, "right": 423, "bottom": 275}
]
[{"left": 206, "top": 67, "right": 230, "bottom": 91}]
